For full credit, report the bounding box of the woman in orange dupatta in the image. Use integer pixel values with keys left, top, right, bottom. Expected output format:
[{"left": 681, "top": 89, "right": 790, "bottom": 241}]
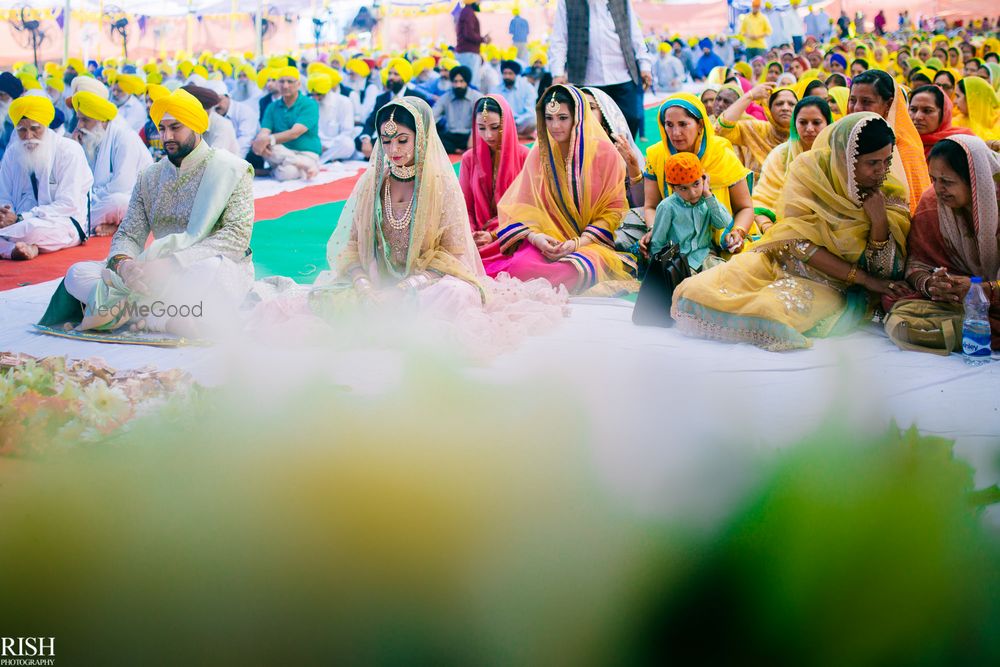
[
  {"left": 848, "top": 69, "right": 931, "bottom": 214},
  {"left": 487, "top": 85, "right": 633, "bottom": 293}
]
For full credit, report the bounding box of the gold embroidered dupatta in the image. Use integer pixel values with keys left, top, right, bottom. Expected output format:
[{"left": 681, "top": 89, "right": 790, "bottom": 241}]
[{"left": 324, "top": 97, "right": 484, "bottom": 292}]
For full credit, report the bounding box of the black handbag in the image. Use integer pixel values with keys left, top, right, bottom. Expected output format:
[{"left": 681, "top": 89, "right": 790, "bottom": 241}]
[{"left": 631, "top": 243, "right": 690, "bottom": 327}]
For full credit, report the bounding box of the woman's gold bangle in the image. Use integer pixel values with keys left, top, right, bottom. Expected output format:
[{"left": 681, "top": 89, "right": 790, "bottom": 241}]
[
  {"left": 845, "top": 263, "right": 859, "bottom": 286},
  {"left": 868, "top": 237, "right": 890, "bottom": 250},
  {"left": 630, "top": 172, "right": 644, "bottom": 185}
]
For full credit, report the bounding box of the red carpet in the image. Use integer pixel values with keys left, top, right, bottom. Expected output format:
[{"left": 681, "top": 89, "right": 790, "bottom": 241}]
[{"left": 0, "top": 174, "right": 369, "bottom": 292}]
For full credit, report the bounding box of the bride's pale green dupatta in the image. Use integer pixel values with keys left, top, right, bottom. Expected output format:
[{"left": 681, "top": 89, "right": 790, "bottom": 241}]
[
  {"left": 82, "top": 146, "right": 251, "bottom": 331},
  {"left": 316, "top": 96, "right": 485, "bottom": 301}
]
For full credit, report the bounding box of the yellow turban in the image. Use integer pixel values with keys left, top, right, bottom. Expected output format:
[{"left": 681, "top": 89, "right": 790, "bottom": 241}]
[
  {"left": 256, "top": 67, "right": 276, "bottom": 89},
  {"left": 72, "top": 90, "right": 118, "bottom": 122},
  {"left": 217, "top": 61, "right": 233, "bottom": 78},
  {"left": 385, "top": 57, "right": 413, "bottom": 83},
  {"left": 243, "top": 51, "right": 254, "bottom": 61},
  {"left": 530, "top": 51, "right": 548, "bottom": 66},
  {"left": 658, "top": 42, "right": 670, "bottom": 54},
  {"left": 346, "top": 59, "right": 370, "bottom": 77},
  {"left": 268, "top": 56, "right": 290, "bottom": 68},
  {"left": 9, "top": 96, "right": 54, "bottom": 126},
  {"left": 18, "top": 72, "right": 41, "bottom": 91},
  {"left": 44, "top": 75, "right": 65, "bottom": 93},
  {"left": 412, "top": 56, "right": 436, "bottom": 77},
  {"left": 192, "top": 65, "right": 209, "bottom": 79},
  {"left": 146, "top": 83, "right": 169, "bottom": 102},
  {"left": 67, "top": 57, "right": 85, "bottom": 72},
  {"left": 277, "top": 65, "right": 300, "bottom": 80},
  {"left": 178, "top": 60, "right": 194, "bottom": 77},
  {"left": 329, "top": 53, "right": 345, "bottom": 68},
  {"left": 116, "top": 73, "right": 146, "bottom": 96},
  {"left": 43, "top": 62, "right": 61, "bottom": 76},
  {"left": 307, "top": 73, "right": 332, "bottom": 95},
  {"left": 306, "top": 61, "right": 328, "bottom": 75},
  {"left": 146, "top": 70, "right": 163, "bottom": 85},
  {"left": 438, "top": 57, "right": 459, "bottom": 72},
  {"left": 150, "top": 88, "right": 209, "bottom": 134}
]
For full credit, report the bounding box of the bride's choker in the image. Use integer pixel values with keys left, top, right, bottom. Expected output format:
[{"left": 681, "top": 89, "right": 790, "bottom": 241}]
[{"left": 389, "top": 163, "right": 416, "bottom": 181}]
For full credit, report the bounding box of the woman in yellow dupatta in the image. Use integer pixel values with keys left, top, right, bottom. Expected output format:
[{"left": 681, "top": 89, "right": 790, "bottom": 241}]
[
  {"left": 490, "top": 84, "right": 633, "bottom": 293},
  {"left": 672, "top": 113, "right": 911, "bottom": 351},
  {"left": 827, "top": 86, "right": 850, "bottom": 119},
  {"left": 715, "top": 82, "right": 798, "bottom": 181},
  {"left": 643, "top": 93, "right": 755, "bottom": 252},
  {"left": 954, "top": 76, "right": 1000, "bottom": 142},
  {"left": 753, "top": 96, "right": 833, "bottom": 232}
]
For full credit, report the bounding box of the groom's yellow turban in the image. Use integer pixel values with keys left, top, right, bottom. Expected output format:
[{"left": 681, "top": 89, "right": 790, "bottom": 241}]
[
  {"left": 9, "top": 96, "right": 54, "bottom": 126},
  {"left": 150, "top": 88, "right": 209, "bottom": 134},
  {"left": 72, "top": 90, "right": 118, "bottom": 122}
]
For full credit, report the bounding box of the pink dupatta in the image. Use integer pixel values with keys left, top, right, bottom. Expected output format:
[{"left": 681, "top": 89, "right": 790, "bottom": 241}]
[{"left": 458, "top": 94, "right": 530, "bottom": 233}]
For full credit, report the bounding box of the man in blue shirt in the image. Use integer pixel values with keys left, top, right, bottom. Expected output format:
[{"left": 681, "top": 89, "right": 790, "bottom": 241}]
[
  {"left": 492, "top": 60, "right": 536, "bottom": 139},
  {"left": 251, "top": 66, "right": 322, "bottom": 181},
  {"left": 508, "top": 9, "right": 530, "bottom": 62}
]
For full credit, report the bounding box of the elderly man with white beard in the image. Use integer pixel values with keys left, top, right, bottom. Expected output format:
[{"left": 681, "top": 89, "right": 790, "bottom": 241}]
[
  {"left": 0, "top": 96, "right": 91, "bottom": 261},
  {"left": 40, "top": 88, "right": 254, "bottom": 335},
  {"left": 71, "top": 91, "right": 153, "bottom": 237},
  {"left": 307, "top": 71, "right": 357, "bottom": 163}
]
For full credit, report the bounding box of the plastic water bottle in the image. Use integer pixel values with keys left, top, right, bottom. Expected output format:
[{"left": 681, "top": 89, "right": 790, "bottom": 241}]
[{"left": 962, "top": 276, "right": 992, "bottom": 365}]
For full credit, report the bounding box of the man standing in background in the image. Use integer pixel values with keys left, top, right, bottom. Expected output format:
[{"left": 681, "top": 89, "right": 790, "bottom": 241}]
[
  {"left": 456, "top": 0, "right": 490, "bottom": 89},
  {"left": 549, "top": 0, "right": 652, "bottom": 139},
  {"left": 740, "top": 0, "right": 772, "bottom": 60},
  {"left": 509, "top": 8, "right": 530, "bottom": 63}
]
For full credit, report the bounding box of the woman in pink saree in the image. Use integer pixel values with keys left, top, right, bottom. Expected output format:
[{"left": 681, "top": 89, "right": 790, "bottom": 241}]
[
  {"left": 458, "top": 95, "right": 530, "bottom": 248},
  {"left": 481, "top": 84, "right": 635, "bottom": 294}
]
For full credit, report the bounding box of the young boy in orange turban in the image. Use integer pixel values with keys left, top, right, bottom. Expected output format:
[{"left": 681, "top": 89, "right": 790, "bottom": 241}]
[{"left": 641, "top": 151, "right": 736, "bottom": 271}]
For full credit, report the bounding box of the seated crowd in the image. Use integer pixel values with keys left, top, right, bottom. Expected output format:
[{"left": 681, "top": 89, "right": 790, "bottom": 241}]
[{"left": 4, "top": 20, "right": 1000, "bottom": 356}]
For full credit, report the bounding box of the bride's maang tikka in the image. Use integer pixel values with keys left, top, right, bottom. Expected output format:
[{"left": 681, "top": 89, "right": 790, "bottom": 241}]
[
  {"left": 479, "top": 101, "right": 491, "bottom": 124},
  {"left": 382, "top": 108, "right": 399, "bottom": 138},
  {"left": 545, "top": 92, "right": 561, "bottom": 115}
]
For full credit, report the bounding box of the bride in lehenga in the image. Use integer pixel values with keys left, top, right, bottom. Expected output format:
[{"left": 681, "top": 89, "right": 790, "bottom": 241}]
[{"left": 251, "top": 96, "right": 567, "bottom": 354}]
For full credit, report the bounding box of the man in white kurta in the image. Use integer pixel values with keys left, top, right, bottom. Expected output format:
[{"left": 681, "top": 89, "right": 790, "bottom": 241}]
[
  {"left": 56, "top": 88, "right": 255, "bottom": 335},
  {"left": 71, "top": 91, "right": 154, "bottom": 237},
  {"left": 206, "top": 79, "right": 259, "bottom": 159},
  {"left": 307, "top": 72, "right": 357, "bottom": 163},
  {"left": 0, "top": 97, "right": 92, "bottom": 261}
]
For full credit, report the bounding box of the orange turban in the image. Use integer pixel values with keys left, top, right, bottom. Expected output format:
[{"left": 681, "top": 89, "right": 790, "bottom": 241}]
[{"left": 664, "top": 151, "right": 704, "bottom": 185}]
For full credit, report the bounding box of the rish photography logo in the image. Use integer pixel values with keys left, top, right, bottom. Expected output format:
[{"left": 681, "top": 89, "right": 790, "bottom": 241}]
[
  {"left": 1, "top": 638, "right": 55, "bottom": 666},
  {"left": 85, "top": 300, "right": 204, "bottom": 319}
]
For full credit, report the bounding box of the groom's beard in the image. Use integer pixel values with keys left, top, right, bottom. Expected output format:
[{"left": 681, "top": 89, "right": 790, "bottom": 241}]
[{"left": 452, "top": 87, "right": 467, "bottom": 99}]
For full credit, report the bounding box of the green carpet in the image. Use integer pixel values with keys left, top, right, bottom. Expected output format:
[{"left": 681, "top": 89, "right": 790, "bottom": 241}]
[
  {"left": 249, "top": 105, "right": 663, "bottom": 284},
  {"left": 251, "top": 201, "right": 344, "bottom": 284}
]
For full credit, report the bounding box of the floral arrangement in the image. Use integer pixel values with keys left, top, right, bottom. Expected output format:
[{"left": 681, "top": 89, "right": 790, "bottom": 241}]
[{"left": 0, "top": 352, "right": 194, "bottom": 457}]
